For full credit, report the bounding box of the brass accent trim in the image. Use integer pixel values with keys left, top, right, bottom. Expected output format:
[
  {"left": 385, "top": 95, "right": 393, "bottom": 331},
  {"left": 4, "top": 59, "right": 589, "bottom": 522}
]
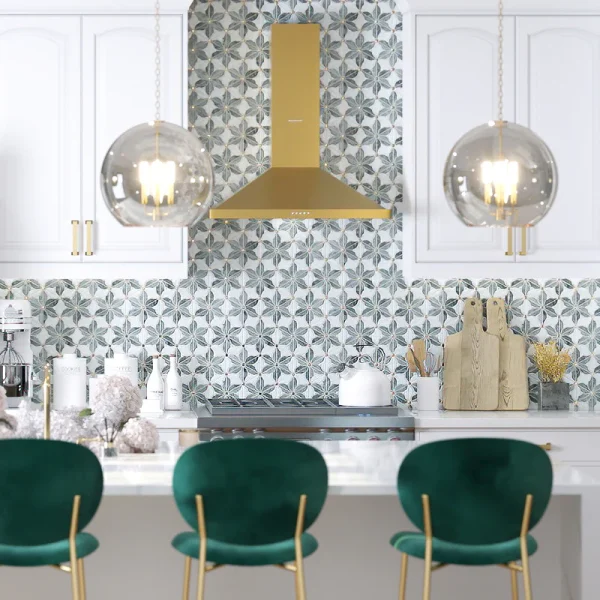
[
  {"left": 276, "top": 563, "right": 298, "bottom": 573},
  {"left": 538, "top": 443, "right": 552, "bottom": 451},
  {"left": 505, "top": 227, "right": 514, "bottom": 256},
  {"left": 518, "top": 227, "right": 527, "bottom": 256},
  {"left": 85, "top": 220, "right": 94, "bottom": 256},
  {"left": 51, "top": 564, "right": 72, "bottom": 573},
  {"left": 71, "top": 220, "right": 80, "bottom": 256}
]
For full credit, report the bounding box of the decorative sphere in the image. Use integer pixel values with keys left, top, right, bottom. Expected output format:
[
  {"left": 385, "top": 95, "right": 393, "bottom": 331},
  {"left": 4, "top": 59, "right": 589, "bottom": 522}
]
[
  {"left": 443, "top": 121, "right": 558, "bottom": 227},
  {"left": 100, "top": 121, "right": 214, "bottom": 227}
]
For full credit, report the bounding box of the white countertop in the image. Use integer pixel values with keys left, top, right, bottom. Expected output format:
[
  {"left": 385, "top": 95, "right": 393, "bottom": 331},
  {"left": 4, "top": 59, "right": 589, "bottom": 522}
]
[
  {"left": 414, "top": 406, "right": 600, "bottom": 429},
  {"left": 141, "top": 410, "right": 197, "bottom": 429},
  {"left": 102, "top": 440, "right": 598, "bottom": 496}
]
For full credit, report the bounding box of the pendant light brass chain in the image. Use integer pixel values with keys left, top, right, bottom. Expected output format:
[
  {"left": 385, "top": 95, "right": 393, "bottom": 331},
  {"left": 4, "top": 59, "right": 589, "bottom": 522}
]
[
  {"left": 497, "top": 0, "right": 504, "bottom": 122},
  {"left": 154, "top": 0, "right": 161, "bottom": 123}
]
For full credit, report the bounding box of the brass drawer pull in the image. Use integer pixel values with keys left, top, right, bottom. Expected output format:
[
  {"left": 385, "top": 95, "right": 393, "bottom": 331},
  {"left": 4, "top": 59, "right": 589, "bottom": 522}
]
[
  {"left": 518, "top": 226, "right": 527, "bottom": 256},
  {"left": 505, "top": 228, "right": 514, "bottom": 256},
  {"left": 71, "top": 220, "right": 80, "bottom": 256},
  {"left": 539, "top": 443, "right": 552, "bottom": 451},
  {"left": 85, "top": 220, "right": 94, "bottom": 256}
]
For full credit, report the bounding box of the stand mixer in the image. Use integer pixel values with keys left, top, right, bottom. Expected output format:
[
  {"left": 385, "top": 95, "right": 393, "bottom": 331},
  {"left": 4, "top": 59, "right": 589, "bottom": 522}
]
[{"left": 0, "top": 300, "right": 32, "bottom": 407}]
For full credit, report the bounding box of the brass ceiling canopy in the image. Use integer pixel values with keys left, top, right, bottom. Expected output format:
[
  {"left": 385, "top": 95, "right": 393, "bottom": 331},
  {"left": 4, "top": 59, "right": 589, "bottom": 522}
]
[{"left": 209, "top": 24, "right": 392, "bottom": 220}]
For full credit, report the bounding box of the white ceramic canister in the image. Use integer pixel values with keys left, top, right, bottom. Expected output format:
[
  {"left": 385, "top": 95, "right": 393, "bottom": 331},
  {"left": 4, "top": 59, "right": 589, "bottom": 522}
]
[
  {"left": 53, "top": 354, "right": 87, "bottom": 409},
  {"left": 104, "top": 353, "right": 138, "bottom": 388},
  {"left": 417, "top": 376, "right": 441, "bottom": 411}
]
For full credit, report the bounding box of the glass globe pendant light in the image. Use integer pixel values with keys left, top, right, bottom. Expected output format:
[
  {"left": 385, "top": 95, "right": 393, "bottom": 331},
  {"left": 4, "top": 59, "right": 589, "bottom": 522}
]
[
  {"left": 443, "top": 0, "right": 558, "bottom": 228},
  {"left": 100, "top": 0, "right": 214, "bottom": 227}
]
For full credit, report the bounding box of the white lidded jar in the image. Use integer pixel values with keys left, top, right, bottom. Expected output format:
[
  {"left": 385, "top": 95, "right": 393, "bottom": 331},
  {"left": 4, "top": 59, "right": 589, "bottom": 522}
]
[
  {"left": 104, "top": 352, "right": 138, "bottom": 388},
  {"left": 144, "top": 354, "right": 165, "bottom": 412},
  {"left": 165, "top": 354, "right": 182, "bottom": 410},
  {"left": 53, "top": 353, "right": 87, "bottom": 409}
]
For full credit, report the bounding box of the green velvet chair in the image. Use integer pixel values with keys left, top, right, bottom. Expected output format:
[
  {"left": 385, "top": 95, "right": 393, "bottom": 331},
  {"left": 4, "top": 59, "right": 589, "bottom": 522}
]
[
  {"left": 391, "top": 438, "right": 552, "bottom": 600},
  {"left": 172, "top": 439, "right": 328, "bottom": 600},
  {"left": 0, "top": 439, "right": 103, "bottom": 600}
]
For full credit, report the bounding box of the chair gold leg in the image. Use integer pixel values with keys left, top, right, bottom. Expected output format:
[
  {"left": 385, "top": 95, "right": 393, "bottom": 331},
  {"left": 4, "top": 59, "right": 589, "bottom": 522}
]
[
  {"left": 421, "top": 495, "right": 433, "bottom": 600},
  {"left": 183, "top": 556, "right": 192, "bottom": 600},
  {"left": 521, "top": 552, "right": 532, "bottom": 600},
  {"left": 295, "top": 554, "right": 307, "bottom": 600},
  {"left": 399, "top": 553, "right": 408, "bottom": 600},
  {"left": 77, "top": 559, "right": 86, "bottom": 600},
  {"left": 423, "top": 538, "right": 432, "bottom": 600},
  {"left": 520, "top": 494, "right": 533, "bottom": 600},
  {"left": 196, "top": 496, "right": 207, "bottom": 600},
  {"left": 294, "top": 494, "right": 308, "bottom": 600},
  {"left": 510, "top": 567, "right": 518, "bottom": 600},
  {"left": 69, "top": 495, "right": 81, "bottom": 600}
]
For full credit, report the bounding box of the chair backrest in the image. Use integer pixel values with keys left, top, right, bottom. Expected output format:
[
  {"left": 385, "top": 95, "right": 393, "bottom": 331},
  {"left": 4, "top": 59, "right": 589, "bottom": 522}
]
[
  {"left": 173, "top": 439, "right": 328, "bottom": 545},
  {"left": 397, "top": 438, "right": 553, "bottom": 545},
  {"left": 0, "top": 439, "right": 104, "bottom": 546}
]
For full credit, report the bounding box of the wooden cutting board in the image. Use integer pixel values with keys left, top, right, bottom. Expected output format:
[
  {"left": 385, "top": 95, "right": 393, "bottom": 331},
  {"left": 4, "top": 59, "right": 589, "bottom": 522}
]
[
  {"left": 486, "top": 297, "right": 529, "bottom": 410},
  {"left": 443, "top": 297, "right": 500, "bottom": 410}
]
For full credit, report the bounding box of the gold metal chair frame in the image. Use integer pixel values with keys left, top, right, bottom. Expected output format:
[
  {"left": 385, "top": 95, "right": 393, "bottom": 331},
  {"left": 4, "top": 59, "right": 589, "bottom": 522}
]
[
  {"left": 15, "top": 495, "right": 88, "bottom": 600},
  {"left": 181, "top": 493, "right": 308, "bottom": 600},
  {"left": 398, "top": 493, "right": 534, "bottom": 600}
]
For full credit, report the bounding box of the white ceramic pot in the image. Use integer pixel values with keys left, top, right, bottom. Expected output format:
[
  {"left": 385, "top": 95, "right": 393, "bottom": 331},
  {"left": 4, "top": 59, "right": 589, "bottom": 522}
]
[{"left": 417, "top": 376, "right": 440, "bottom": 411}]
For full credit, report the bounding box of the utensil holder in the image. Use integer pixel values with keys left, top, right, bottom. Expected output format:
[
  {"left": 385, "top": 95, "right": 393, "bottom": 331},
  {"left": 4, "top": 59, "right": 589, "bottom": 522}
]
[{"left": 417, "top": 376, "right": 440, "bottom": 411}]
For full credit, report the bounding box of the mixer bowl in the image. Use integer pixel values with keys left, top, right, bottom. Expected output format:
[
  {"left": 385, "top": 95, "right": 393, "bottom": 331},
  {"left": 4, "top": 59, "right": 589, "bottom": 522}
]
[{"left": 0, "top": 363, "right": 31, "bottom": 399}]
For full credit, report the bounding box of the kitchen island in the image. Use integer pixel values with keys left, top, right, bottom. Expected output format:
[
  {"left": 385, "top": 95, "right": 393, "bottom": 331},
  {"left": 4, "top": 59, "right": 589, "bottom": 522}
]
[{"left": 2, "top": 441, "right": 598, "bottom": 600}]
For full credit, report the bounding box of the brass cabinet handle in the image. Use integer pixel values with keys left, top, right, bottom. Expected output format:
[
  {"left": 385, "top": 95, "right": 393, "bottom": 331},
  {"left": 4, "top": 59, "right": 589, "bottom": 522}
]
[
  {"left": 539, "top": 443, "right": 552, "bottom": 451},
  {"left": 85, "top": 220, "right": 94, "bottom": 256},
  {"left": 518, "top": 226, "right": 527, "bottom": 256},
  {"left": 505, "top": 228, "right": 514, "bottom": 256},
  {"left": 71, "top": 220, "right": 80, "bottom": 256}
]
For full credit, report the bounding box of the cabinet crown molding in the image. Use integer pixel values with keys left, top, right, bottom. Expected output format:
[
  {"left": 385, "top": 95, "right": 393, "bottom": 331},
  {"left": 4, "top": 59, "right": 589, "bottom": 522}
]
[
  {"left": 0, "top": 0, "right": 192, "bottom": 13},
  {"left": 402, "top": 0, "right": 600, "bottom": 14}
]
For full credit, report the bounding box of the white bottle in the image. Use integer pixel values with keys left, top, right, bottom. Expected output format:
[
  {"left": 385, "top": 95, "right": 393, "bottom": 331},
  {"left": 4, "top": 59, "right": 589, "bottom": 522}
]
[
  {"left": 144, "top": 354, "right": 164, "bottom": 412},
  {"left": 104, "top": 352, "right": 138, "bottom": 388},
  {"left": 165, "top": 354, "right": 182, "bottom": 410}
]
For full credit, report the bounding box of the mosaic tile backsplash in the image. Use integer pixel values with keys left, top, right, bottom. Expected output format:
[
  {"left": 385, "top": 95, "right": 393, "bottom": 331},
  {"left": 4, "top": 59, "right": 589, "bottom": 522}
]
[{"left": 6, "top": 1, "right": 599, "bottom": 406}]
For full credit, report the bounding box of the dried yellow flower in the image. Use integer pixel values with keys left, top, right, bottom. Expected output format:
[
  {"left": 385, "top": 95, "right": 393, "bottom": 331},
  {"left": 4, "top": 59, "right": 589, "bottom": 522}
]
[{"left": 533, "top": 340, "right": 571, "bottom": 383}]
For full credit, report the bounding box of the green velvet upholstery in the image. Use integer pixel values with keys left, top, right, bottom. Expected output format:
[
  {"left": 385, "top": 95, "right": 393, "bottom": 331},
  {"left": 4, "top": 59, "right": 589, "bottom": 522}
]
[
  {"left": 390, "top": 532, "right": 538, "bottom": 566},
  {"left": 0, "top": 533, "right": 99, "bottom": 567},
  {"left": 172, "top": 439, "right": 328, "bottom": 565},
  {"left": 391, "top": 438, "right": 553, "bottom": 566},
  {"left": 172, "top": 531, "right": 318, "bottom": 567},
  {"left": 0, "top": 439, "right": 103, "bottom": 566}
]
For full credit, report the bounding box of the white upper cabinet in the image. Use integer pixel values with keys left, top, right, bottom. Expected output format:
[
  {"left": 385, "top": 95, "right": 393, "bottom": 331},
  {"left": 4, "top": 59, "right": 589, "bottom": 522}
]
[
  {"left": 0, "top": 17, "right": 81, "bottom": 271},
  {"left": 0, "top": 2, "right": 190, "bottom": 280},
  {"left": 411, "top": 16, "right": 515, "bottom": 274},
  {"left": 404, "top": 2, "right": 600, "bottom": 280},
  {"left": 82, "top": 16, "right": 186, "bottom": 270},
  {"left": 516, "top": 17, "right": 600, "bottom": 267}
]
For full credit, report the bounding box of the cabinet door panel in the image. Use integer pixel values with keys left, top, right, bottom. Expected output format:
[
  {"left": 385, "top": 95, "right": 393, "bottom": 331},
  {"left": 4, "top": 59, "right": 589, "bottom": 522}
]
[
  {"left": 0, "top": 17, "right": 80, "bottom": 264},
  {"left": 415, "top": 16, "right": 515, "bottom": 264},
  {"left": 517, "top": 17, "right": 600, "bottom": 263},
  {"left": 82, "top": 15, "right": 185, "bottom": 265}
]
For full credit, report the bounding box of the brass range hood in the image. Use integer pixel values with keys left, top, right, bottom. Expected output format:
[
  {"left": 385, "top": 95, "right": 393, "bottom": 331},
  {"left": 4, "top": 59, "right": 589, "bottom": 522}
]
[{"left": 209, "top": 24, "right": 391, "bottom": 220}]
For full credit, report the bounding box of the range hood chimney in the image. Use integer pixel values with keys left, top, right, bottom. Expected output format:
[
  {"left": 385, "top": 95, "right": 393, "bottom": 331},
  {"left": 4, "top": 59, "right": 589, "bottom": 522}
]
[{"left": 209, "top": 24, "right": 392, "bottom": 220}]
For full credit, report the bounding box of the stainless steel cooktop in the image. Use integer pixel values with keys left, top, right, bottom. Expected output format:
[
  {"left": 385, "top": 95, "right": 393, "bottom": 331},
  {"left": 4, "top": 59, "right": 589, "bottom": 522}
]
[{"left": 205, "top": 397, "right": 400, "bottom": 416}]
